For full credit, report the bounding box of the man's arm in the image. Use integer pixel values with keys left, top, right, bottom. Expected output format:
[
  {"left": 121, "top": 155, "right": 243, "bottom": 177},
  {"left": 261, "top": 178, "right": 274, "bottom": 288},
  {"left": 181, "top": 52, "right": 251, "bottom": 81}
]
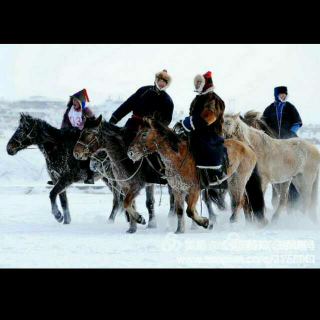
[{"left": 109, "top": 88, "right": 144, "bottom": 124}]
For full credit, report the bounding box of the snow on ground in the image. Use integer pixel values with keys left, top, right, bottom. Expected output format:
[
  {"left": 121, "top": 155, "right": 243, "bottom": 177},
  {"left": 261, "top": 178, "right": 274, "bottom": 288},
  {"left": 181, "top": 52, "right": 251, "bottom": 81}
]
[{"left": 1, "top": 135, "right": 320, "bottom": 268}]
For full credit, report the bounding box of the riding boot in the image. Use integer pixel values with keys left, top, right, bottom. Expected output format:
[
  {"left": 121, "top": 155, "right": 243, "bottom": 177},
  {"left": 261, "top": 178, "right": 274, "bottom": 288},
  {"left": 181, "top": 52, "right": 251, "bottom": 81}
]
[
  {"left": 84, "top": 167, "right": 95, "bottom": 184},
  {"left": 47, "top": 181, "right": 54, "bottom": 185}
]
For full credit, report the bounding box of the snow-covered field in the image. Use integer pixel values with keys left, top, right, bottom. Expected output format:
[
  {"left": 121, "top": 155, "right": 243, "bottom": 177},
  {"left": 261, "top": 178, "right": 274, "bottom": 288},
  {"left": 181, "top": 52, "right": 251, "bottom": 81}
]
[{"left": 1, "top": 134, "right": 320, "bottom": 268}]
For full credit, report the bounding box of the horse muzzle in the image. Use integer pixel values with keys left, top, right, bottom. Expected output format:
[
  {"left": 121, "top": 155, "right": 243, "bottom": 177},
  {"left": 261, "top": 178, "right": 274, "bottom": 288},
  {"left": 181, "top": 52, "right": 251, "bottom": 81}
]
[
  {"left": 127, "top": 150, "right": 142, "bottom": 162},
  {"left": 73, "top": 151, "right": 88, "bottom": 161},
  {"left": 6, "top": 143, "right": 18, "bottom": 156}
]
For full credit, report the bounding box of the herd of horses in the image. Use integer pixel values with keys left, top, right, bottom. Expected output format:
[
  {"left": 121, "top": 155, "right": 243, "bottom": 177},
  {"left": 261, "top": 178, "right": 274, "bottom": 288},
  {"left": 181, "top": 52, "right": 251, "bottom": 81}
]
[{"left": 6, "top": 111, "right": 320, "bottom": 234}]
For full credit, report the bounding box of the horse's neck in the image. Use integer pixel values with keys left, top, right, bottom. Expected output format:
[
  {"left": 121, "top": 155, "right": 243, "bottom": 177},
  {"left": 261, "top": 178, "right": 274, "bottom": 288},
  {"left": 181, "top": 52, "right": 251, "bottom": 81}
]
[
  {"left": 100, "top": 130, "right": 126, "bottom": 164},
  {"left": 156, "top": 138, "right": 187, "bottom": 170},
  {"left": 239, "top": 122, "right": 273, "bottom": 151}
]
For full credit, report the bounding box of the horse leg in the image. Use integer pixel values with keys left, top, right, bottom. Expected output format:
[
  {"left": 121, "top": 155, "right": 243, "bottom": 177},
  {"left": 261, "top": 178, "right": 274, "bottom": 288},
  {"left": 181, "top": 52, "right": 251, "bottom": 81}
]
[
  {"left": 146, "top": 184, "right": 157, "bottom": 229},
  {"left": 229, "top": 176, "right": 246, "bottom": 224},
  {"left": 202, "top": 189, "right": 218, "bottom": 229},
  {"left": 271, "top": 184, "right": 279, "bottom": 210},
  {"left": 168, "top": 184, "right": 175, "bottom": 218},
  {"left": 108, "top": 184, "right": 123, "bottom": 223},
  {"left": 271, "top": 181, "right": 291, "bottom": 222},
  {"left": 173, "top": 190, "right": 185, "bottom": 234},
  {"left": 49, "top": 180, "right": 70, "bottom": 223},
  {"left": 166, "top": 185, "right": 177, "bottom": 231},
  {"left": 189, "top": 194, "right": 199, "bottom": 230},
  {"left": 123, "top": 188, "right": 146, "bottom": 233},
  {"left": 186, "top": 189, "right": 209, "bottom": 229},
  {"left": 242, "top": 194, "right": 253, "bottom": 224},
  {"left": 59, "top": 191, "right": 71, "bottom": 224}
]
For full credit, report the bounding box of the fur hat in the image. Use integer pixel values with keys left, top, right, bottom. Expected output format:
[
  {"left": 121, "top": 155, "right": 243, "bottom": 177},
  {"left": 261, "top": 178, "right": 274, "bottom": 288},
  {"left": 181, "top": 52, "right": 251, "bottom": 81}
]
[
  {"left": 194, "top": 71, "right": 214, "bottom": 93},
  {"left": 274, "top": 86, "right": 288, "bottom": 100},
  {"left": 70, "top": 89, "right": 90, "bottom": 109},
  {"left": 155, "top": 69, "right": 172, "bottom": 90}
]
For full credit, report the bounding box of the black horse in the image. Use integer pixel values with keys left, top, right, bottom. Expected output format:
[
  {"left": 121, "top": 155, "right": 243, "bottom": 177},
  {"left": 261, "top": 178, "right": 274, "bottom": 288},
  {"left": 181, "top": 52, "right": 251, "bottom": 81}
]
[
  {"left": 73, "top": 116, "right": 226, "bottom": 233},
  {"left": 6, "top": 113, "right": 129, "bottom": 224}
]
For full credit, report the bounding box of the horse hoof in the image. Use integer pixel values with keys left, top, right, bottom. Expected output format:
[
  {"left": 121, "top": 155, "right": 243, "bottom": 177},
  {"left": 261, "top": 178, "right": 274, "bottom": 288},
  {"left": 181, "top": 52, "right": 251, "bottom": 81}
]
[
  {"left": 147, "top": 220, "right": 157, "bottom": 229},
  {"left": 208, "top": 222, "right": 215, "bottom": 230},
  {"left": 175, "top": 229, "right": 184, "bottom": 234},
  {"left": 203, "top": 218, "right": 209, "bottom": 229},
  {"left": 257, "top": 218, "right": 268, "bottom": 227},
  {"left": 55, "top": 213, "right": 63, "bottom": 223},
  {"left": 63, "top": 219, "right": 71, "bottom": 225},
  {"left": 271, "top": 215, "right": 279, "bottom": 223},
  {"left": 126, "top": 228, "right": 137, "bottom": 234},
  {"left": 137, "top": 215, "right": 146, "bottom": 225},
  {"left": 107, "top": 219, "right": 115, "bottom": 224},
  {"left": 229, "top": 215, "right": 237, "bottom": 224}
]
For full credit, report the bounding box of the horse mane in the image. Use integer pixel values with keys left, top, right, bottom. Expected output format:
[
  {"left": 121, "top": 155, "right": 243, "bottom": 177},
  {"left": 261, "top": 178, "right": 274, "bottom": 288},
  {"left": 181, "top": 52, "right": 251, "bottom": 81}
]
[
  {"left": 142, "top": 117, "right": 181, "bottom": 153},
  {"left": 20, "top": 113, "right": 77, "bottom": 144},
  {"left": 241, "top": 110, "right": 277, "bottom": 138},
  {"left": 225, "top": 112, "right": 265, "bottom": 146}
]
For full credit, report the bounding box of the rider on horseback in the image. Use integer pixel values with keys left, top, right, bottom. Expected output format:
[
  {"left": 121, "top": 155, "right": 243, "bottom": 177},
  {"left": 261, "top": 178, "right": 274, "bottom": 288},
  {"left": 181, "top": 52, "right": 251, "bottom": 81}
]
[
  {"left": 109, "top": 69, "right": 174, "bottom": 143},
  {"left": 181, "top": 71, "right": 228, "bottom": 188},
  {"left": 48, "top": 88, "right": 96, "bottom": 185}
]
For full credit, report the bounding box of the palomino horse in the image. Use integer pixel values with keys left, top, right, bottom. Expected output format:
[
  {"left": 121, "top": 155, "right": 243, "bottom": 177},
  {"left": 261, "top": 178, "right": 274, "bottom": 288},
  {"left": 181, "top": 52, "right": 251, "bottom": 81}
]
[
  {"left": 224, "top": 112, "right": 320, "bottom": 222},
  {"left": 128, "top": 118, "right": 268, "bottom": 234},
  {"left": 241, "top": 110, "right": 301, "bottom": 212},
  {"left": 6, "top": 113, "right": 123, "bottom": 224},
  {"left": 73, "top": 116, "right": 227, "bottom": 233}
]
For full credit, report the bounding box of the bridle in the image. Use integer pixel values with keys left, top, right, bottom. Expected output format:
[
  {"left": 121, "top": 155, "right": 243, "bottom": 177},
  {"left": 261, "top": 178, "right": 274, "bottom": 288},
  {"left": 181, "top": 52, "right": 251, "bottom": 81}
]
[
  {"left": 11, "top": 122, "right": 38, "bottom": 152},
  {"left": 75, "top": 128, "right": 100, "bottom": 156}
]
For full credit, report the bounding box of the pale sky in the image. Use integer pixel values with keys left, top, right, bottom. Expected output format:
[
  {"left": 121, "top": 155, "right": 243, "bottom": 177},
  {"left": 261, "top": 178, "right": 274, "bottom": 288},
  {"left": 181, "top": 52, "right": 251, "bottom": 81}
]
[{"left": 1, "top": 44, "right": 320, "bottom": 124}]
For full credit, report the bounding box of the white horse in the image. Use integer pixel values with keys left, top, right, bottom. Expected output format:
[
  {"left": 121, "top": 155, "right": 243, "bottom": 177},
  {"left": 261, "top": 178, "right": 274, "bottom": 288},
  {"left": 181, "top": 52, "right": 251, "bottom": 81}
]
[{"left": 224, "top": 112, "right": 320, "bottom": 222}]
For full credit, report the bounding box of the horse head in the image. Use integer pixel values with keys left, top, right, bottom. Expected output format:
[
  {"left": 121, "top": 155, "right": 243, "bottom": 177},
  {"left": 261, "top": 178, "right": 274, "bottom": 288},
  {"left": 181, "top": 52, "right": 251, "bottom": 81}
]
[
  {"left": 7, "top": 113, "right": 38, "bottom": 156},
  {"left": 73, "top": 115, "right": 103, "bottom": 160},
  {"left": 223, "top": 112, "right": 241, "bottom": 139},
  {"left": 127, "top": 118, "right": 160, "bottom": 162}
]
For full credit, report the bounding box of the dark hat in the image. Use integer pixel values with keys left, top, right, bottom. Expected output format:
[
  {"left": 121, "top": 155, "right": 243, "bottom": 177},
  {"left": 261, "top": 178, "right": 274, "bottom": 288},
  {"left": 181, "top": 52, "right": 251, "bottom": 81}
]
[
  {"left": 70, "top": 89, "right": 90, "bottom": 109},
  {"left": 274, "top": 86, "right": 288, "bottom": 99}
]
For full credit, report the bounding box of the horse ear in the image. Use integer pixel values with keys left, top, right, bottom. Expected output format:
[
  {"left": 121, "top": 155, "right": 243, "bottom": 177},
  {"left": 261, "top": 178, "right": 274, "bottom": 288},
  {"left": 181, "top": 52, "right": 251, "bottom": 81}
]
[
  {"left": 232, "top": 112, "right": 241, "bottom": 120},
  {"left": 95, "top": 115, "right": 103, "bottom": 127},
  {"left": 20, "top": 113, "right": 26, "bottom": 123}
]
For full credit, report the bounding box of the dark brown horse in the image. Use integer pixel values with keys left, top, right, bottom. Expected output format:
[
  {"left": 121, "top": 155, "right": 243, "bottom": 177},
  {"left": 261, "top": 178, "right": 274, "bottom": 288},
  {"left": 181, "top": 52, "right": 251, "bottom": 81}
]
[{"left": 128, "top": 118, "right": 268, "bottom": 234}]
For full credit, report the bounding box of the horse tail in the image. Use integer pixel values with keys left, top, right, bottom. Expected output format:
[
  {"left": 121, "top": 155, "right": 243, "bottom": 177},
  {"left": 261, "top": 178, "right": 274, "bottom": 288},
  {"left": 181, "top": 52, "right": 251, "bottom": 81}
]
[
  {"left": 245, "top": 164, "right": 266, "bottom": 222},
  {"left": 311, "top": 166, "right": 319, "bottom": 216},
  {"left": 207, "top": 188, "right": 227, "bottom": 211}
]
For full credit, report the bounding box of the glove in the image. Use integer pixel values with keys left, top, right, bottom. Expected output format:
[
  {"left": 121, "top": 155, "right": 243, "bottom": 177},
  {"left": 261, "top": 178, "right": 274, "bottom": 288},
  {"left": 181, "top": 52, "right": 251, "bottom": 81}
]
[{"left": 109, "top": 115, "right": 118, "bottom": 125}]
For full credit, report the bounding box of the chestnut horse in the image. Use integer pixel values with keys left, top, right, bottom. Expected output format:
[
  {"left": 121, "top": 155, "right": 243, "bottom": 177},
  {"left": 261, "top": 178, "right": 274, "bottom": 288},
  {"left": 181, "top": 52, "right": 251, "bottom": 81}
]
[{"left": 128, "top": 118, "right": 268, "bottom": 234}]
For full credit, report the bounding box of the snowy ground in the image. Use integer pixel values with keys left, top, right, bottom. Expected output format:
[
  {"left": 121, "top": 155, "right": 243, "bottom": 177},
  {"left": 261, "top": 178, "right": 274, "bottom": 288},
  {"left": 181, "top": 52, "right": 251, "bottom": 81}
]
[{"left": 1, "top": 135, "right": 320, "bottom": 268}]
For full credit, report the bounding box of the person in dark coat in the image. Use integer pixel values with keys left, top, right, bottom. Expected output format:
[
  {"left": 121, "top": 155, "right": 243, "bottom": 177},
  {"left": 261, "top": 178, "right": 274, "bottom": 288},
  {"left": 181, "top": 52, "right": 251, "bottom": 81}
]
[
  {"left": 262, "top": 86, "right": 303, "bottom": 205},
  {"left": 109, "top": 69, "right": 174, "bottom": 144},
  {"left": 48, "top": 89, "right": 96, "bottom": 185},
  {"left": 262, "top": 86, "right": 303, "bottom": 139},
  {"left": 181, "top": 71, "right": 227, "bottom": 187}
]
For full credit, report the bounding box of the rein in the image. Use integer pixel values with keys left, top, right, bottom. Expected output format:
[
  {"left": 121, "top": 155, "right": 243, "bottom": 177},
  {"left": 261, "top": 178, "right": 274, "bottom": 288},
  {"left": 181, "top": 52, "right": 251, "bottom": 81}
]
[
  {"left": 142, "top": 132, "right": 190, "bottom": 179},
  {"left": 11, "top": 122, "right": 50, "bottom": 151}
]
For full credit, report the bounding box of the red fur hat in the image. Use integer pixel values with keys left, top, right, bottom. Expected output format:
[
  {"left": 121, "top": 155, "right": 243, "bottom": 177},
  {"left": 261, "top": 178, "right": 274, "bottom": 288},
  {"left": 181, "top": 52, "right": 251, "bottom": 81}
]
[{"left": 202, "top": 71, "right": 214, "bottom": 92}]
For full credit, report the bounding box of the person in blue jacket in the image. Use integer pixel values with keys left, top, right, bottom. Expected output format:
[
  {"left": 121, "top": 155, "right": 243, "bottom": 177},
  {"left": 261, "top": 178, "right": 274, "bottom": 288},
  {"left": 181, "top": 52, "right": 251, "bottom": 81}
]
[
  {"left": 262, "top": 86, "right": 302, "bottom": 139},
  {"left": 109, "top": 69, "right": 174, "bottom": 144},
  {"left": 262, "top": 86, "right": 303, "bottom": 205}
]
